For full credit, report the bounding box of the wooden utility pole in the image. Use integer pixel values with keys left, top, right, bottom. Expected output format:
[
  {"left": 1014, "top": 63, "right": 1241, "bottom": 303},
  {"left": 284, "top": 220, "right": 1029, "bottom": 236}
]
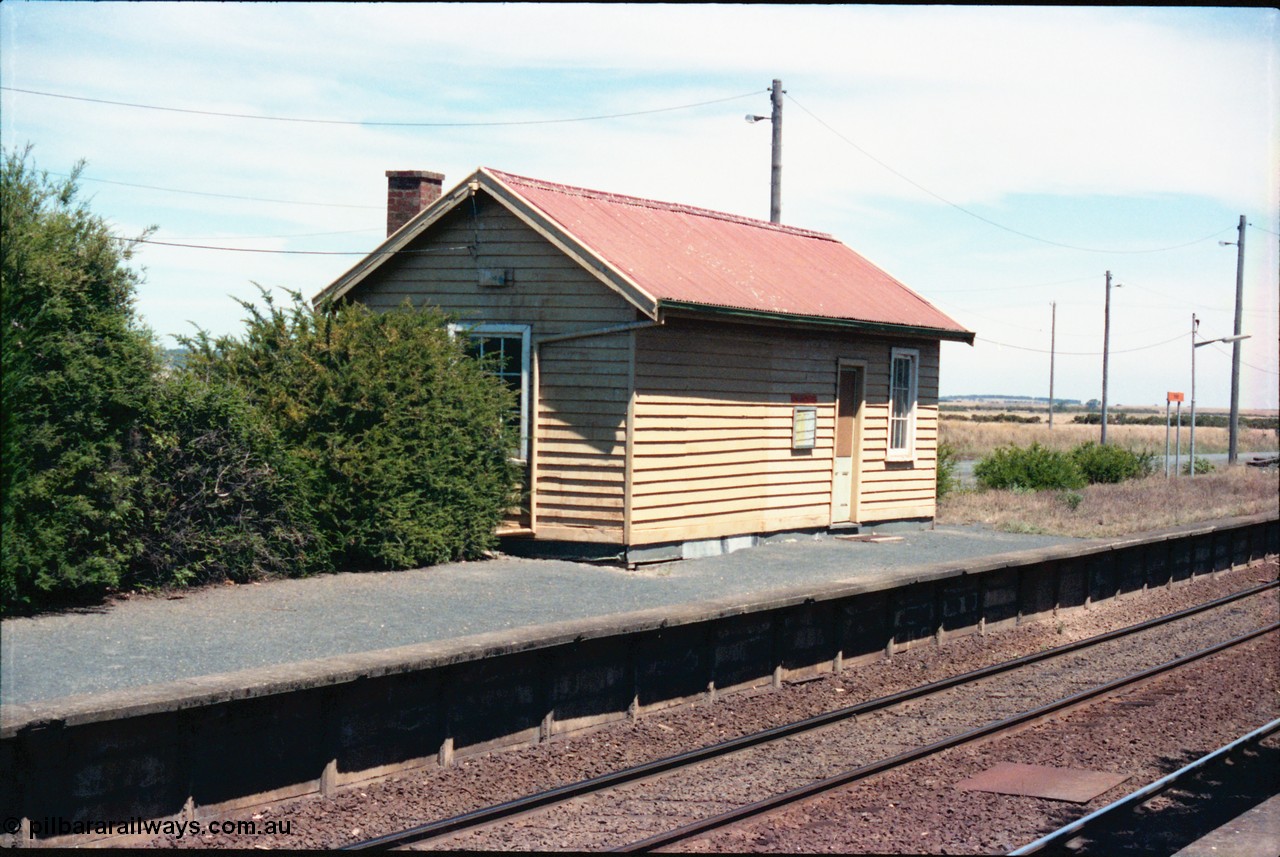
[
  {"left": 1101, "top": 271, "right": 1115, "bottom": 444},
  {"left": 1228, "top": 214, "right": 1246, "bottom": 463},
  {"left": 769, "top": 79, "right": 783, "bottom": 224},
  {"left": 1049, "top": 301, "right": 1056, "bottom": 429},
  {"left": 747, "top": 81, "right": 784, "bottom": 223}
]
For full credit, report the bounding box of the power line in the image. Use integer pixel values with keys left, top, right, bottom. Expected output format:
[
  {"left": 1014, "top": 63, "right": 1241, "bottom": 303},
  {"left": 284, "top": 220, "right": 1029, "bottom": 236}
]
[
  {"left": 928, "top": 274, "right": 1096, "bottom": 295},
  {"left": 978, "top": 332, "right": 1188, "bottom": 356},
  {"left": 3, "top": 85, "right": 760, "bottom": 128},
  {"left": 115, "top": 236, "right": 470, "bottom": 256},
  {"left": 157, "top": 228, "right": 380, "bottom": 241},
  {"left": 1207, "top": 342, "right": 1280, "bottom": 376},
  {"left": 937, "top": 297, "right": 1183, "bottom": 340},
  {"left": 1119, "top": 280, "right": 1277, "bottom": 316},
  {"left": 786, "top": 94, "right": 1236, "bottom": 255},
  {"left": 56, "top": 171, "right": 382, "bottom": 209}
]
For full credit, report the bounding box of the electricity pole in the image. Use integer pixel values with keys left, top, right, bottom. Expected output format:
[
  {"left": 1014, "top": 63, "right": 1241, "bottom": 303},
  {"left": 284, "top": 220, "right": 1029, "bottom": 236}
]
[
  {"left": 747, "top": 80, "right": 784, "bottom": 223},
  {"left": 1101, "top": 271, "right": 1120, "bottom": 445},
  {"left": 1229, "top": 215, "right": 1246, "bottom": 463},
  {"left": 769, "top": 79, "right": 783, "bottom": 223},
  {"left": 1049, "top": 301, "right": 1056, "bottom": 429}
]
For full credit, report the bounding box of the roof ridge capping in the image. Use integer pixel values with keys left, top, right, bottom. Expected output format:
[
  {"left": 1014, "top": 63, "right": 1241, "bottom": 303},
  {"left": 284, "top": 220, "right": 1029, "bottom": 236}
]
[{"left": 483, "top": 168, "right": 836, "bottom": 241}]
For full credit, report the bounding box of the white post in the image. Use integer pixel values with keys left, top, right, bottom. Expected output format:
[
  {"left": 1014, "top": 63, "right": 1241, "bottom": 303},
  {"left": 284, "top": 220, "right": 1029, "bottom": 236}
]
[
  {"left": 1175, "top": 402, "right": 1182, "bottom": 476},
  {"left": 1164, "top": 400, "right": 1171, "bottom": 477}
]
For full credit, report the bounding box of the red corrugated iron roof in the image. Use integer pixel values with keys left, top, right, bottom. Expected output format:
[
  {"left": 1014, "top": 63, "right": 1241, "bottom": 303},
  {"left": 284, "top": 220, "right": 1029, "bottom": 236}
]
[{"left": 484, "top": 168, "right": 971, "bottom": 339}]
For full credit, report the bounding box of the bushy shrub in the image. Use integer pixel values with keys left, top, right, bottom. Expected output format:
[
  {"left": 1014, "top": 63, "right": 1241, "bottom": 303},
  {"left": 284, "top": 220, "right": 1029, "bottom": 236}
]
[
  {"left": 1070, "top": 442, "right": 1157, "bottom": 484},
  {"left": 1183, "top": 457, "right": 1214, "bottom": 476},
  {"left": 184, "top": 291, "right": 522, "bottom": 571},
  {"left": 128, "top": 372, "right": 318, "bottom": 590},
  {"left": 974, "top": 442, "right": 1086, "bottom": 491},
  {"left": 936, "top": 440, "right": 960, "bottom": 500},
  {"left": 1057, "top": 491, "right": 1084, "bottom": 512},
  {"left": 2, "top": 148, "right": 159, "bottom": 612}
]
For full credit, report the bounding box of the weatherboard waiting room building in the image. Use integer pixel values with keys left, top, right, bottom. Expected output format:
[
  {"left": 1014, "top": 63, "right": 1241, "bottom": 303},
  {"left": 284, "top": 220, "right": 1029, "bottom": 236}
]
[{"left": 313, "top": 168, "right": 974, "bottom": 564}]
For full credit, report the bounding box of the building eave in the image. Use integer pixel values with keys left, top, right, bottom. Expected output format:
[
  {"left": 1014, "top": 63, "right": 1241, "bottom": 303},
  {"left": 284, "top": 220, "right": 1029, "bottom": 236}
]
[{"left": 656, "top": 299, "right": 976, "bottom": 344}]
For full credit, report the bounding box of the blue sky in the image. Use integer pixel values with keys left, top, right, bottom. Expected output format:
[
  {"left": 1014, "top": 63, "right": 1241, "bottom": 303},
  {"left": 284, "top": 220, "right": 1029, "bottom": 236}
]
[{"left": 3, "top": 3, "right": 1277, "bottom": 409}]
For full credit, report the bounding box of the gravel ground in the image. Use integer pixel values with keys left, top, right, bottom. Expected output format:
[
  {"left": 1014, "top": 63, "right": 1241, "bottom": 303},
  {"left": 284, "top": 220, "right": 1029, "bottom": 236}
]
[
  {"left": 424, "top": 585, "right": 1276, "bottom": 851},
  {"left": 685, "top": 636, "right": 1279, "bottom": 854},
  {"left": 143, "top": 560, "right": 1278, "bottom": 851}
]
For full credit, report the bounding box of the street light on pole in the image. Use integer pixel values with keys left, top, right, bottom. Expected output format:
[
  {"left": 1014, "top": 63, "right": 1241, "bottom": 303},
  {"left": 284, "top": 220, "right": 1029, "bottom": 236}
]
[
  {"left": 1190, "top": 313, "right": 1250, "bottom": 477},
  {"left": 1218, "top": 215, "right": 1247, "bottom": 463},
  {"left": 745, "top": 79, "right": 783, "bottom": 223}
]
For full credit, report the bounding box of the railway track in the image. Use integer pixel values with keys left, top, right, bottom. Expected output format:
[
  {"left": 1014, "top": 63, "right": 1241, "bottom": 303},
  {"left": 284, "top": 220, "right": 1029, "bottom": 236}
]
[
  {"left": 1009, "top": 718, "right": 1280, "bottom": 856},
  {"left": 343, "top": 579, "right": 1279, "bottom": 852}
]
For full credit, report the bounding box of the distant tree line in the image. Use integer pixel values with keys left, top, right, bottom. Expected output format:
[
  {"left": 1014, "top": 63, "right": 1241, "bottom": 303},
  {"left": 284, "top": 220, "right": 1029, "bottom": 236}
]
[
  {"left": 943, "top": 413, "right": 1044, "bottom": 424},
  {"left": 940, "top": 395, "right": 1080, "bottom": 405},
  {"left": 1072, "top": 413, "right": 1278, "bottom": 431},
  {"left": 1, "top": 147, "right": 521, "bottom": 615}
]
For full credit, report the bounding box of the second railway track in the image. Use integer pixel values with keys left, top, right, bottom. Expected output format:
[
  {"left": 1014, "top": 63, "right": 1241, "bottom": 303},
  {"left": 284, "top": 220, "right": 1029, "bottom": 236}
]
[{"left": 344, "top": 578, "right": 1279, "bottom": 852}]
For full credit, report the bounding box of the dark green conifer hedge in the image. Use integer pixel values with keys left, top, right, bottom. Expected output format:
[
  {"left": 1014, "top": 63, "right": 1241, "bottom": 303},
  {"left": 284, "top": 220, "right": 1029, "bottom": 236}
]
[
  {"left": 2, "top": 147, "right": 522, "bottom": 615},
  {"left": 2, "top": 148, "right": 159, "bottom": 611},
  {"left": 181, "top": 291, "right": 521, "bottom": 572}
]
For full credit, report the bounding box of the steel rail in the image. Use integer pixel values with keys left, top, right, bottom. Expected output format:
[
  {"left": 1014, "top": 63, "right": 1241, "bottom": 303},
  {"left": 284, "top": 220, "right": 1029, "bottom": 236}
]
[
  {"left": 342, "top": 579, "right": 1277, "bottom": 851},
  {"left": 612, "top": 622, "right": 1279, "bottom": 852},
  {"left": 1008, "top": 716, "right": 1280, "bottom": 855}
]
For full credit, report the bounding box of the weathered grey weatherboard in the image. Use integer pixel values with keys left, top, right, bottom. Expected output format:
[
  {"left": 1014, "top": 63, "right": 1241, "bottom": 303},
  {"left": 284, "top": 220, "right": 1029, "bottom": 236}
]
[{"left": 2, "top": 513, "right": 1276, "bottom": 845}]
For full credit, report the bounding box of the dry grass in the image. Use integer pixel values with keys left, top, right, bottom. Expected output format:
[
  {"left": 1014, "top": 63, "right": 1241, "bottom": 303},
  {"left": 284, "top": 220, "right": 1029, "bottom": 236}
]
[
  {"left": 937, "top": 466, "right": 1279, "bottom": 539},
  {"left": 940, "top": 418, "right": 1278, "bottom": 460}
]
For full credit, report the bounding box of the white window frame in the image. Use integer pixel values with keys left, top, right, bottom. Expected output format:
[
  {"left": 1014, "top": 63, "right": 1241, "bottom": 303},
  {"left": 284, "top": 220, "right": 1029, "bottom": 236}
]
[
  {"left": 449, "top": 322, "right": 532, "bottom": 463},
  {"left": 792, "top": 406, "right": 818, "bottom": 450},
  {"left": 887, "top": 347, "right": 919, "bottom": 462}
]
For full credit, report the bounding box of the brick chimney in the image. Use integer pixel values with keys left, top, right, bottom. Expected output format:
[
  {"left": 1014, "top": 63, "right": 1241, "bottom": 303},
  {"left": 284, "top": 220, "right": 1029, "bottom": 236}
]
[{"left": 385, "top": 170, "right": 445, "bottom": 236}]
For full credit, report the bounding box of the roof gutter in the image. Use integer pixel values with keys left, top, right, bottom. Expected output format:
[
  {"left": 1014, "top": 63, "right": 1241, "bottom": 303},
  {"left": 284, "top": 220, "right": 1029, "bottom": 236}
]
[{"left": 656, "top": 300, "right": 976, "bottom": 345}]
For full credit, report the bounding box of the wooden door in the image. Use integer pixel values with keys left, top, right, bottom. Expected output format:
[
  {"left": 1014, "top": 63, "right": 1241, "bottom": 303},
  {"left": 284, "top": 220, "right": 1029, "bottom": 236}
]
[{"left": 831, "top": 364, "right": 864, "bottom": 525}]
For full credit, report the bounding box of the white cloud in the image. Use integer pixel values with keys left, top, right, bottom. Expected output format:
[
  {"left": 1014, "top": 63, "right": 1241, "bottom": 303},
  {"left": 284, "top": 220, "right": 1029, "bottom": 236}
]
[{"left": 3, "top": 2, "right": 1275, "bottom": 407}]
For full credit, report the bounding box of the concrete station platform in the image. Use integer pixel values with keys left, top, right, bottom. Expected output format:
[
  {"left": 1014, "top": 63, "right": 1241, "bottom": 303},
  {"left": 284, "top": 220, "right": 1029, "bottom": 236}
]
[
  {"left": 1, "top": 523, "right": 1080, "bottom": 707},
  {"left": 1171, "top": 792, "right": 1280, "bottom": 857},
  {"left": 2, "top": 513, "right": 1274, "bottom": 844}
]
